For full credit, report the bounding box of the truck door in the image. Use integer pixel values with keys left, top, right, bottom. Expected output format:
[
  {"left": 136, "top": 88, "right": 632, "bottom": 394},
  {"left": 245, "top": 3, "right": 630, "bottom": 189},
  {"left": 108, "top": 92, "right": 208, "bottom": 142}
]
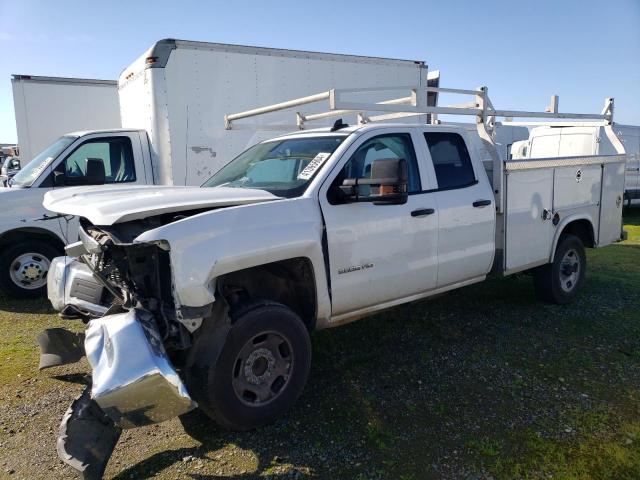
[
  {"left": 422, "top": 131, "right": 496, "bottom": 287},
  {"left": 319, "top": 130, "right": 438, "bottom": 317}
]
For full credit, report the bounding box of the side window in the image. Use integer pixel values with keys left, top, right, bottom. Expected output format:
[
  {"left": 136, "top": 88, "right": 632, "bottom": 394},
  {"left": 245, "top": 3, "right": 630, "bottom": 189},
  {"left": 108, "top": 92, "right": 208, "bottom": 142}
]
[
  {"left": 424, "top": 132, "right": 476, "bottom": 190},
  {"left": 335, "top": 133, "right": 421, "bottom": 197},
  {"left": 62, "top": 137, "right": 136, "bottom": 183}
]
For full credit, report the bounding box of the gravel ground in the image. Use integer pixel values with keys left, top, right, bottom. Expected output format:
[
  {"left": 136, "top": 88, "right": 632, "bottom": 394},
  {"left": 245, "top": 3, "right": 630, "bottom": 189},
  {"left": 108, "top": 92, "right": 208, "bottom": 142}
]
[{"left": 1, "top": 209, "right": 640, "bottom": 479}]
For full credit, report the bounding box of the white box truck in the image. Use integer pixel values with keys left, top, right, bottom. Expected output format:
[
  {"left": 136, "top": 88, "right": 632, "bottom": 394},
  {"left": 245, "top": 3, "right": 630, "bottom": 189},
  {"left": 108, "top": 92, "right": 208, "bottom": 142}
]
[
  {"left": 11, "top": 75, "right": 121, "bottom": 164},
  {"left": 510, "top": 124, "right": 640, "bottom": 202},
  {"left": 0, "top": 39, "right": 439, "bottom": 298},
  {"left": 39, "top": 84, "right": 627, "bottom": 477}
]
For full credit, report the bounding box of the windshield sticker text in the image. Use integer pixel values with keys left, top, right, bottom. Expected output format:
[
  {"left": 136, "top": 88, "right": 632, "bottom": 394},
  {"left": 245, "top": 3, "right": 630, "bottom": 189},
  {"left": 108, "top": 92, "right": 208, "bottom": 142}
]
[{"left": 297, "top": 152, "right": 331, "bottom": 180}]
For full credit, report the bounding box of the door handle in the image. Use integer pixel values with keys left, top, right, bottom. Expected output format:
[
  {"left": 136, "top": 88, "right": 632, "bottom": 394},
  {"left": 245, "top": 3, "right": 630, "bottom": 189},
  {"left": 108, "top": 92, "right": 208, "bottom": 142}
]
[
  {"left": 411, "top": 208, "right": 435, "bottom": 217},
  {"left": 473, "top": 199, "right": 492, "bottom": 207}
]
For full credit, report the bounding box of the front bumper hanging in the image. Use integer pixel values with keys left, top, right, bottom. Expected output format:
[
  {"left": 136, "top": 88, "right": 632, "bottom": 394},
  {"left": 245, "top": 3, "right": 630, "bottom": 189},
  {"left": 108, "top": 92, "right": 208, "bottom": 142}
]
[
  {"left": 40, "top": 308, "right": 195, "bottom": 478},
  {"left": 85, "top": 308, "right": 195, "bottom": 428}
]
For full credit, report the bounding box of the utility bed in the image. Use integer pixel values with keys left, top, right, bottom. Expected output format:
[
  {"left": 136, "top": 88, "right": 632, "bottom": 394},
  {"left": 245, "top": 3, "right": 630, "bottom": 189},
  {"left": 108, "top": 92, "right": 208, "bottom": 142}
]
[{"left": 502, "top": 154, "right": 625, "bottom": 273}]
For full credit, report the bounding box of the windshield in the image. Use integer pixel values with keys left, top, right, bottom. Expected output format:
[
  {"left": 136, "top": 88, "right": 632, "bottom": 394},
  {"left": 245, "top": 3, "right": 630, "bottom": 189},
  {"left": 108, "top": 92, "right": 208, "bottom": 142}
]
[
  {"left": 11, "top": 136, "right": 76, "bottom": 187},
  {"left": 202, "top": 135, "right": 346, "bottom": 197}
]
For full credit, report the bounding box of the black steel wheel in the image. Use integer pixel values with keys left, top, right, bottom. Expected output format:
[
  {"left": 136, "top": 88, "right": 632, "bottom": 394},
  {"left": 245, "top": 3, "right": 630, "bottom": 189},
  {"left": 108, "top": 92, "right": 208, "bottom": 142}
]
[
  {"left": 534, "top": 234, "right": 586, "bottom": 304},
  {"left": 187, "top": 301, "right": 311, "bottom": 431}
]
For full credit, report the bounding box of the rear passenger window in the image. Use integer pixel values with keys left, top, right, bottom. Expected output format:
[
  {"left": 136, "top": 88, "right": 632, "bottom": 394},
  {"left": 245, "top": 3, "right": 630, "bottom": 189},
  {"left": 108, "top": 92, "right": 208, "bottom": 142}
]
[{"left": 424, "top": 132, "right": 476, "bottom": 189}]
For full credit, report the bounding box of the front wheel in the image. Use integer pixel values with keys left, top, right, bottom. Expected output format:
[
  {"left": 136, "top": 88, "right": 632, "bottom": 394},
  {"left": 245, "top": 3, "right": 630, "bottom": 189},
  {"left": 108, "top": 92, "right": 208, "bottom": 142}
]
[
  {"left": 187, "top": 301, "right": 311, "bottom": 431},
  {"left": 533, "top": 234, "right": 586, "bottom": 304},
  {"left": 0, "top": 240, "right": 61, "bottom": 298}
]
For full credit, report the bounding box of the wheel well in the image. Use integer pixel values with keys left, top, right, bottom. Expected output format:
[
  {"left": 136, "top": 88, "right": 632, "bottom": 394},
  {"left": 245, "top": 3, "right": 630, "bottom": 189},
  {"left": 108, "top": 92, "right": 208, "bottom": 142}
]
[
  {"left": 0, "top": 228, "right": 65, "bottom": 252},
  {"left": 560, "top": 219, "right": 595, "bottom": 248},
  {"left": 217, "top": 257, "right": 317, "bottom": 330}
]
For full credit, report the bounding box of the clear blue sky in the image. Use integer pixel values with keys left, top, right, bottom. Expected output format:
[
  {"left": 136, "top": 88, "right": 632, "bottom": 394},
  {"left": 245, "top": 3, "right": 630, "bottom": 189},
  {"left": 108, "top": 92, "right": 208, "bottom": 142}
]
[{"left": 1, "top": 0, "right": 638, "bottom": 144}]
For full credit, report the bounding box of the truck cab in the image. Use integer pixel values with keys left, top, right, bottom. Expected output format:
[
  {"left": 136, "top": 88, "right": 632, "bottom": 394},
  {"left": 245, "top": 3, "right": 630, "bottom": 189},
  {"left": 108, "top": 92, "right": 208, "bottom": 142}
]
[{"left": 0, "top": 129, "right": 150, "bottom": 297}]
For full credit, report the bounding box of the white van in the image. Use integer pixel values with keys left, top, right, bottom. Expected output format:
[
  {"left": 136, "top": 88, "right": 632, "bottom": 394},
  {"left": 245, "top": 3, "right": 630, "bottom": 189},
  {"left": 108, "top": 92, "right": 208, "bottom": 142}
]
[{"left": 511, "top": 125, "right": 640, "bottom": 201}]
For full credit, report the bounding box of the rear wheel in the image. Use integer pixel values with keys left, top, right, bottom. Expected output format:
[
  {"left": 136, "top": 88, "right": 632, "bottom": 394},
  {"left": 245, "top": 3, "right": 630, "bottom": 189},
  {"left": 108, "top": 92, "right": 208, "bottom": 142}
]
[
  {"left": 0, "top": 240, "right": 61, "bottom": 298},
  {"left": 187, "top": 301, "right": 311, "bottom": 431},
  {"left": 533, "top": 234, "right": 586, "bottom": 304}
]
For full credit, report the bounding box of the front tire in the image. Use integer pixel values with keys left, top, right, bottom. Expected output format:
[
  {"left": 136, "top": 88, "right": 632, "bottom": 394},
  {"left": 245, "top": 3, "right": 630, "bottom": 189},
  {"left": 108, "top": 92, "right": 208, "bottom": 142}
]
[
  {"left": 0, "top": 240, "right": 60, "bottom": 298},
  {"left": 533, "top": 234, "right": 586, "bottom": 304},
  {"left": 188, "top": 301, "right": 311, "bottom": 431}
]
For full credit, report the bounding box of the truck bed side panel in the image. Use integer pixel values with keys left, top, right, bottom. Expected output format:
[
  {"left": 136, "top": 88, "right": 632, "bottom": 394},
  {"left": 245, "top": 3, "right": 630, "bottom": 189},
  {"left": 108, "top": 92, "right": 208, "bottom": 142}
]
[{"left": 504, "top": 156, "right": 626, "bottom": 274}]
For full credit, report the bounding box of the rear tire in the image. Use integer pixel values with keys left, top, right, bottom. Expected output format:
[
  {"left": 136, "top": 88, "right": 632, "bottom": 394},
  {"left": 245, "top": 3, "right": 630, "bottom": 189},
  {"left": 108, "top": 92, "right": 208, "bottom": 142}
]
[
  {"left": 187, "top": 301, "right": 311, "bottom": 431},
  {"left": 533, "top": 234, "right": 586, "bottom": 304},
  {"left": 0, "top": 240, "right": 60, "bottom": 298}
]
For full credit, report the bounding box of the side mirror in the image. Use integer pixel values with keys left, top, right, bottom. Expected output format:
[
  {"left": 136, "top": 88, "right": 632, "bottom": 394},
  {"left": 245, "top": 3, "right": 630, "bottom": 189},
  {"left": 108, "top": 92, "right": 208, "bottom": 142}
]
[
  {"left": 62, "top": 158, "right": 106, "bottom": 187},
  {"left": 339, "top": 158, "right": 408, "bottom": 205},
  {"left": 54, "top": 171, "right": 66, "bottom": 187}
]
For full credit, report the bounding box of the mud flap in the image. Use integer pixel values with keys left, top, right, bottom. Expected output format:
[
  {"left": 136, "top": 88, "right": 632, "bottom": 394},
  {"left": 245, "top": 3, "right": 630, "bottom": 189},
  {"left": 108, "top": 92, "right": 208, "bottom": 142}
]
[
  {"left": 58, "top": 385, "right": 121, "bottom": 480},
  {"left": 37, "top": 328, "right": 85, "bottom": 370}
]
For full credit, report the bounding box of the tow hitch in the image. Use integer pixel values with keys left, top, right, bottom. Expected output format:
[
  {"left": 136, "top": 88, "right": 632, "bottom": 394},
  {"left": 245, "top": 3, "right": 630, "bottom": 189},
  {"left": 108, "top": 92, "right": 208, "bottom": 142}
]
[{"left": 39, "top": 308, "right": 195, "bottom": 478}]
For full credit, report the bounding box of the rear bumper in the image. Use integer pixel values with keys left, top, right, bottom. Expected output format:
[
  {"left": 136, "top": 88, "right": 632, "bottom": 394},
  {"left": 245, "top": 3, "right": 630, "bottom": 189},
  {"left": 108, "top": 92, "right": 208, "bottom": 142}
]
[{"left": 47, "top": 256, "right": 107, "bottom": 317}]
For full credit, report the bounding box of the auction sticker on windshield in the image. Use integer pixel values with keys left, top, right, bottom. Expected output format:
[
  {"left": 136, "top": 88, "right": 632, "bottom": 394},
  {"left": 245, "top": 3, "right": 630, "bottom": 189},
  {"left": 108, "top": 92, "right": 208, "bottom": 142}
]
[{"left": 297, "top": 152, "right": 331, "bottom": 180}]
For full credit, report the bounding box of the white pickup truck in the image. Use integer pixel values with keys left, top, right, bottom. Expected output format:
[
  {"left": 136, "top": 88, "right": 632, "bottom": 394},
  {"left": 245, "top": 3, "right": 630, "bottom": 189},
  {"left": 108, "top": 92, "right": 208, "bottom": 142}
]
[
  {"left": 38, "top": 86, "right": 627, "bottom": 477},
  {"left": 0, "top": 39, "right": 437, "bottom": 299}
]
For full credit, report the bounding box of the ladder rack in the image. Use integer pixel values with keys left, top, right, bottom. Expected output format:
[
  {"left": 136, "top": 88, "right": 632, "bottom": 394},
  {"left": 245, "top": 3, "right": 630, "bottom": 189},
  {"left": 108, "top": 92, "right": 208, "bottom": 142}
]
[{"left": 224, "top": 85, "right": 615, "bottom": 131}]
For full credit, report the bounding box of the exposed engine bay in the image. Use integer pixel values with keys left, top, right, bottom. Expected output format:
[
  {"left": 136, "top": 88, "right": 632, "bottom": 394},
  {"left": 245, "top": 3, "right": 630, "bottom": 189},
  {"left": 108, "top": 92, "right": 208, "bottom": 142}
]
[{"left": 74, "top": 210, "right": 216, "bottom": 343}]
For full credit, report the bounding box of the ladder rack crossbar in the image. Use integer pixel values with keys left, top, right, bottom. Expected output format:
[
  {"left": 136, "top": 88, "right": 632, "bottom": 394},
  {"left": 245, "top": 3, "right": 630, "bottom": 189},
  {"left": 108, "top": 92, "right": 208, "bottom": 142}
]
[{"left": 224, "top": 85, "right": 614, "bottom": 130}]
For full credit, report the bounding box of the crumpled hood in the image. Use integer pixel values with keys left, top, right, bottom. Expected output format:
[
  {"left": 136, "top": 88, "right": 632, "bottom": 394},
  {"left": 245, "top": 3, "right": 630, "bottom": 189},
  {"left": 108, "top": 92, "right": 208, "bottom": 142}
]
[{"left": 42, "top": 185, "right": 280, "bottom": 225}]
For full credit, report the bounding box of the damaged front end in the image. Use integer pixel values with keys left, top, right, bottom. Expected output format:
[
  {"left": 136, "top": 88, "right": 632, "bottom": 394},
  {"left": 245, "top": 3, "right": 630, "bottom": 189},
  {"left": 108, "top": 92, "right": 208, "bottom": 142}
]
[
  {"left": 55, "top": 308, "right": 195, "bottom": 479},
  {"left": 41, "top": 217, "right": 204, "bottom": 478}
]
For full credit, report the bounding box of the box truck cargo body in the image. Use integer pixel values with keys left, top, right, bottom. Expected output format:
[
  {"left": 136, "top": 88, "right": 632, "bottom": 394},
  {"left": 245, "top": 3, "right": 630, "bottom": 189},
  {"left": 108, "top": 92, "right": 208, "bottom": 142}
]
[
  {"left": 118, "top": 39, "right": 431, "bottom": 186},
  {"left": 11, "top": 75, "right": 121, "bottom": 163}
]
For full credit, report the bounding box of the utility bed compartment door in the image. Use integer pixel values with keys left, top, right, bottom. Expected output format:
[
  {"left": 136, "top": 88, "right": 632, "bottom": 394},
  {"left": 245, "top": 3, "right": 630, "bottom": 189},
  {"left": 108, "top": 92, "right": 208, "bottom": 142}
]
[
  {"left": 505, "top": 169, "right": 554, "bottom": 272},
  {"left": 553, "top": 165, "right": 600, "bottom": 211},
  {"left": 599, "top": 162, "right": 625, "bottom": 245}
]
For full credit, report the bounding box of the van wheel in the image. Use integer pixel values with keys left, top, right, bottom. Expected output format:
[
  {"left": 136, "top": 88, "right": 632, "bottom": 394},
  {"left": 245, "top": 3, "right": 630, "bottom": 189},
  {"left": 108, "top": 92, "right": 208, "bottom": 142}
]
[
  {"left": 0, "top": 240, "right": 60, "bottom": 298},
  {"left": 188, "top": 301, "right": 311, "bottom": 431},
  {"left": 533, "top": 234, "right": 586, "bottom": 304}
]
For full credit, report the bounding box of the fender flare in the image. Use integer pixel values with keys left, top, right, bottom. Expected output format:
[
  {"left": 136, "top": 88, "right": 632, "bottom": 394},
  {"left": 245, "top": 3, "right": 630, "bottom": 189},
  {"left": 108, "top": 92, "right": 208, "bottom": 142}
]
[{"left": 549, "top": 214, "right": 596, "bottom": 262}]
